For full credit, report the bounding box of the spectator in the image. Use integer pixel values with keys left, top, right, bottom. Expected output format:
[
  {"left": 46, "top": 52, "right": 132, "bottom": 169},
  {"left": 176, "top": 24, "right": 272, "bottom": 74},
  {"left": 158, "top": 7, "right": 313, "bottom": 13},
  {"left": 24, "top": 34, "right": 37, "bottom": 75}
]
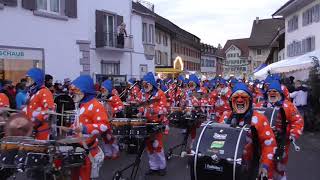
[
  {"left": 1, "top": 80, "right": 16, "bottom": 109},
  {"left": 290, "top": 80, "right": 308, "bottom": 127},
  {"left": 45, "top": 74, "right": 54, "bottom": 93},
  {"left": 63, "top": 78, "right": 71, "bottom": 93},
  {"left": 15, "top": 83, "right": 27, "bottom": 110},
  {"left": 53, "top": 80, "right": 64, "bottom": 97},
  {"left": 117, "top": 22, "right": 127, "bottom": 48}
]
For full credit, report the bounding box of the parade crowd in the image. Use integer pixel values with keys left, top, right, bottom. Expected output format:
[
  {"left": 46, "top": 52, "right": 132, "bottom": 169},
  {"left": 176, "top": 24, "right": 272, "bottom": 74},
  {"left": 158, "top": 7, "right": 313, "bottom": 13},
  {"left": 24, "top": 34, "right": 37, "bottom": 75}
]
[{"left": 0, "top": 67, "right": 311, "bottom": 180}]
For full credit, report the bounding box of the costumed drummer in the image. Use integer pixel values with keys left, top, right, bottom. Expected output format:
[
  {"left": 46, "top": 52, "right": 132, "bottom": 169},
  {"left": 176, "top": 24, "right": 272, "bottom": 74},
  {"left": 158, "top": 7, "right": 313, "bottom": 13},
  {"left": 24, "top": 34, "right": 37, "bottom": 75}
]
[
  {"left": 67, "top": 75, "right": 110, "bottom": 180},
  {"left": 219, "top": 82, "right": 276, "bottom": 179},
  {"left": 139, "top": 72, "right": 167, "bottom": 176},
  {"left": 209, "top": 78, "right": 231, "bottom": 121},
  {"left": 185, "top": 74, "right": 204, "bottom": 153},
  {"left": 23, "top": 68, "right": 55, "bottom": 140},
  {"left": 100, "top": 80, "right": 122, "bottom": 159},
  {"left": 256, "top": 80, "right": 304, "bottom": 180}
]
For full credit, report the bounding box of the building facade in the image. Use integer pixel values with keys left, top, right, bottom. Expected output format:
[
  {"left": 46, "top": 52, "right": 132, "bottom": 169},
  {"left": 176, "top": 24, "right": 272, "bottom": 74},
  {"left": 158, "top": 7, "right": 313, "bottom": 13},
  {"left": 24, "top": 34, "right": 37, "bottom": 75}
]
[
  {"left": 200, "top": 43, "right": 217, "bottom": 78},
  {"left": 222, "top": 38, "right": 250, "bottom": 78},
  {"left": 155, "top": 26, "right": 171, "bottom": 67},
  {"left": 0, "top": 0, "right": 156, "bottom": 85},
  {"left": 132, "top": 1, "right": 156, "bottom": 80},
  {"left": 172, "top": 34, "right": 201, "bottom": 73},
  {"left": 248, "top": 17, "right": 284, "bottom": 72},
  {"left": 273, "top": 0, "right": 320, "bottom": 59}
]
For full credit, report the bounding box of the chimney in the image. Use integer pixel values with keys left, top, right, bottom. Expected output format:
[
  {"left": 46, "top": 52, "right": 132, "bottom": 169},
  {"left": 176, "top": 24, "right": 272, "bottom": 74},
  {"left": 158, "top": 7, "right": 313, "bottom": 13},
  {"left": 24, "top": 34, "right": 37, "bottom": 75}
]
[{"left": 255, "top": 17, "right": 259, "bottom": 24}]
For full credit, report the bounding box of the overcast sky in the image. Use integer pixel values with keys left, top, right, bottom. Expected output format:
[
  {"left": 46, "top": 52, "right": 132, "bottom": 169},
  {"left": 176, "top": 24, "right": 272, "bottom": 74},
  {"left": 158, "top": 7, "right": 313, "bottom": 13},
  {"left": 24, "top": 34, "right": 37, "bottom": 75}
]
[{"left": 148, "top": 0, "right": 288, "bottom": 47}]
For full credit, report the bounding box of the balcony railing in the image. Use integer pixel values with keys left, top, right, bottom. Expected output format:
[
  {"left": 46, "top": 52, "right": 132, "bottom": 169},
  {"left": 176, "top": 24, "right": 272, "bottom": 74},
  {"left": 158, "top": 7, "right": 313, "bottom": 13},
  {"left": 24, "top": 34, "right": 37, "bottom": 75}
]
[{"left": 97, "top": 32, "right": 133, "bottom": 51}]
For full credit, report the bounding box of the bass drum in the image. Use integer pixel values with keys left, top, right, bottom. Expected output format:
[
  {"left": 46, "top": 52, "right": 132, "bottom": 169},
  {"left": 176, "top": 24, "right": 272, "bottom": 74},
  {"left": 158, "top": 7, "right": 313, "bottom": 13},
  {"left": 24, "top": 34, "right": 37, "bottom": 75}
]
[
  {"left": 54, "top": 95, "right": 75, "bottom": 127},
  {"left": 190, "top": 123, "right": 259, "bottom": 180}
]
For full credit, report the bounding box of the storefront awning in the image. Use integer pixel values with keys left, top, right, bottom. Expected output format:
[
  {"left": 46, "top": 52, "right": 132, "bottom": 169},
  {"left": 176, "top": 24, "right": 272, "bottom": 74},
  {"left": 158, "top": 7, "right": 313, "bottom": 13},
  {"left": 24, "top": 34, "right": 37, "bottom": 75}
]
[{"left": 254, "top": 50, "right": 320, "bottom": 80}]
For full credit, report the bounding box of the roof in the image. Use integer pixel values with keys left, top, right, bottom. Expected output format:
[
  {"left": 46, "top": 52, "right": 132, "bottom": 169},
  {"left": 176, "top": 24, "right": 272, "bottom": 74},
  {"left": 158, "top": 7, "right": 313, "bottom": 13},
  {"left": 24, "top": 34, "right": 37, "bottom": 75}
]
[
  {"left": 223, "top": 38, "right": 250, "bottom": 58},
  {"left": 272, "top": 0, "right": 295, "bottom": 16},
  {"left": 248, "top": 18, "right": 285, "bottom": 47},
  {"left": 132, "top": 2, "right": 155, "bottom": 17},
  {"left": 272, "top": 0, "right": 315, "bottom": 17}
]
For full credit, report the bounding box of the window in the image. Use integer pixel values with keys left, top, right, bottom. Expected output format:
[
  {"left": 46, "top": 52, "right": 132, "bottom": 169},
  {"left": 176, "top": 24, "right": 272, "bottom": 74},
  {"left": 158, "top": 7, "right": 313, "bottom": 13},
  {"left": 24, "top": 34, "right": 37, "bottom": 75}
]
[
  {"left": 302, "top": 36, "right": 316, "bottom": 54},
  {"left": 303, "top": 4, "right": 320, "bottom": 26},
  {"left": 163, "top": 35, "right": 168, "bottom": 46},
  {"left": 155, "top": 51, "right": 161, "bottom": 65},
  {"left": 164, "top": 52, "right": 168, "bottom": 65},
  {"left": 201, "top": 59, "right": 205, "bottom": 66},
  {"left": 103, "top": 15, "right": 115, "bottom": 47},
  {"left": 37, "top": 0, "right": 60, "bottom": 13},
  {"left": 101, "top": 62, "right": 120, "bottom": 75},
  {"left": 288, "top": 36, "right": 315, "bottom": 57},
  {"left": 149, "top": 24, "right": 154, "bottom": 44},
  {"left": 257, "top": 49, "right": 262, "bottom": 55},
  {"left": 288, "top": 15, "right": 299, "bottom": 32},
  {"left": 142, "top": 23, "right": 147, "bottom": 42}
]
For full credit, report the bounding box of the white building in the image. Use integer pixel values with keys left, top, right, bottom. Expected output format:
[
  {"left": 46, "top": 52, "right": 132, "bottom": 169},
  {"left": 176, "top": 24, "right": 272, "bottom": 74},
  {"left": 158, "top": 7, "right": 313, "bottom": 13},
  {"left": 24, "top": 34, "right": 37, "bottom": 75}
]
[
  {"left": 155, "top": 23, "right": 171, "bottom": 67},
  {"left": 200, "top": 43, "right": 217, "bottom": 78},
  {"left": 222, "top": 38, "right": 250, "bottom": 78},
  {"left": 273, "top": 0, "right": 320, "bottom": 59},
  {"left": 0, "top": 0, "right": 153, "bottom": 85}
]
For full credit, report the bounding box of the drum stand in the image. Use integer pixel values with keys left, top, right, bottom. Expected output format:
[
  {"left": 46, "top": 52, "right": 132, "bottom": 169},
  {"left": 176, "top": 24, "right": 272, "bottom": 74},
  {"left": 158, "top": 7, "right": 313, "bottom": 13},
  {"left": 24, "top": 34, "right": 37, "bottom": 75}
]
[
  {"left": 113, "top": 138, "right": 147, "bottom": 180},
  {"left": 166, "top": 127, "right": 191, "bottom": 160}
]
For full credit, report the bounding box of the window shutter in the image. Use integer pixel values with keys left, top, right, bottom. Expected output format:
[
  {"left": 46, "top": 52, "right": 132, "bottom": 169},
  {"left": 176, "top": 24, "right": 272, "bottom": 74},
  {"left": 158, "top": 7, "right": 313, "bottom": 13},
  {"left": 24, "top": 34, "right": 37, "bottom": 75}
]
[
  {"left": 22, "top": 0, "right": 36, "bottom": 10},
  {"left": 96, "top": 10, "right": 105, "bottom": 48},
  {"left": 2, "top": 0, "right": 17, "bottom": 6},
  {"left": 117, "top": 15, "right": 123, "bottom": 26},
  {"left": 302, "top": 39, "right": 306, "bottom": 54},
  {"left": 311, "top": 36, "right": 316, "bottom": 51},
  {"left": 65, "top": 0, "right": 77, "bottom": 18}
]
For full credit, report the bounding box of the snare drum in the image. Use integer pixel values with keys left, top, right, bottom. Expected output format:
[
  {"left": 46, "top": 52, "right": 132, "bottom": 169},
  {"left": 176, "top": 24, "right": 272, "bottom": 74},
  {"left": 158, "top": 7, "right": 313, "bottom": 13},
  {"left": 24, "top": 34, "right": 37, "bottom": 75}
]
[
  {"left": 15, "top": 140, "right": 51, "bottom": 169},
  {"left": 0, "top": 136, "right": 33, "bottom": 168},
  {"left": 54, "top": 146, "right": 86, "bottom": 168}
]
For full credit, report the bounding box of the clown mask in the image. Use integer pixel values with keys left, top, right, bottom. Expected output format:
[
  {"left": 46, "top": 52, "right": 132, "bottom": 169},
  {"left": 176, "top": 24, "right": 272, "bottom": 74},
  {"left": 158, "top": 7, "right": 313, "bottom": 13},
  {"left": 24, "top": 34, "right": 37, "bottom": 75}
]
[
  {"left": 267, "top": 89, "right": 282, "bottom": 103},
  {"left": 230, "top": 90, "right": 251, "bottom": 114},
  {"left": 188, "top": 82, "right": 197, "bottom": 91},
  {"left": 100, "top": 87, "right": 109, "bottom": 100},
  {"left": 143, "top": 82, "right": 153, "bottom": 93},
  {"left": 70, "top": 85, "right": 84, "bottom": 103},
  {"left": 26, "top": 76, "right": 35, "bottom": 87}
]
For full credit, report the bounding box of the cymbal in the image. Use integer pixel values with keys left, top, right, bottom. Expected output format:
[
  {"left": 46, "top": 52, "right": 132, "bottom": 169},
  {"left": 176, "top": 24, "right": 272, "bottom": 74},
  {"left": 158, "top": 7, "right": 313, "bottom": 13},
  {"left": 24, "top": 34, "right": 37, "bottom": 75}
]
[{"left": 57, "top": 137, "right": 89, "bottom": 144}]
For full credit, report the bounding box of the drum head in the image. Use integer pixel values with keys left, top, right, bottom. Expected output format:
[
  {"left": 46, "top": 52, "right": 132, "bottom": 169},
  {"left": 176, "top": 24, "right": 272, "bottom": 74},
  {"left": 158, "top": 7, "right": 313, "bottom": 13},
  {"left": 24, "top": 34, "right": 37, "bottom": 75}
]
[{"left": 192, "top": 123, "right": 258, "bottom": 180}]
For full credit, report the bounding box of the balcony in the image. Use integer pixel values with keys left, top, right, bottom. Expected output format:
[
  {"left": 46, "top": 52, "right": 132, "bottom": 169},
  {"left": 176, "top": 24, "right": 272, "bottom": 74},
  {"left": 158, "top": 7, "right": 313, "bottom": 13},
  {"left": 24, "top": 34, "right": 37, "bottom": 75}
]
[
  {"left": 96, "top": 32, "right": 133, "bottom": 52},
  {"left": 143, "top": 43, "right": 155, "bottom": 60}
]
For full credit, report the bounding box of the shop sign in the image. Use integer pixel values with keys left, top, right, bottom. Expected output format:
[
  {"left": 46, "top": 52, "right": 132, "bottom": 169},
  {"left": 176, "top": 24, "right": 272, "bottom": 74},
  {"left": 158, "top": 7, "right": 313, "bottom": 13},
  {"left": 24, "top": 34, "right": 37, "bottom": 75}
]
[
  {"left": 0, "top": 49, "right": 24, "bottom": 58},
  {"left": 0, "top": 47, "right": 43, "bottom": 60}
]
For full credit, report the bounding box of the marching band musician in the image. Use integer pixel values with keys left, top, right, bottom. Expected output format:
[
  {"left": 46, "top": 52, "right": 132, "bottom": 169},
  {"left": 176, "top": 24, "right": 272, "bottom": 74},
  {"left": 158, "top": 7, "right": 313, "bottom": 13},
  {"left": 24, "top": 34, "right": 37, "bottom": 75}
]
[
  {"left": 256, "top": 80, "right": 304, "bottom": 180},
  {"left": 139, "top": 72, "right": 167, "bottom": 176},
  {"left": 219, "top": 82, "right": 277, "bottom": 179},
  {"left": 209, "top": 78, "right": 231, "bottom": 121},
  {"left": 100, "top": 80, "right": 122, "bottom": 159},
  {"left": 23, "top": 68, "right": 55, "bottom": 140},
  {"left": 68, "top": 75, "right": 110, "bottom": 180},
  {"left": 126, "top": 79, "right": 143, "bottom": 104},
  {"left": 185, "top": 74, "right": 205, "bottom": 153}
]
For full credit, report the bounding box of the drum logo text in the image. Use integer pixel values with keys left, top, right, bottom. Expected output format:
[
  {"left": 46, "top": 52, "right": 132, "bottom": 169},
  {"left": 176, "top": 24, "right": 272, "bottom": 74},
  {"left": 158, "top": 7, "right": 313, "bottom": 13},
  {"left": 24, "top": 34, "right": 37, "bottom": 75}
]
[
  {"left": 210, "top": 141, "right": 225, "bottom": 149},
  {"left": 213, "top": 133, "right": 227, "bottom": 140},
  {"left": 205, "top": 164, "right": 224, "bottom": 172}
]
